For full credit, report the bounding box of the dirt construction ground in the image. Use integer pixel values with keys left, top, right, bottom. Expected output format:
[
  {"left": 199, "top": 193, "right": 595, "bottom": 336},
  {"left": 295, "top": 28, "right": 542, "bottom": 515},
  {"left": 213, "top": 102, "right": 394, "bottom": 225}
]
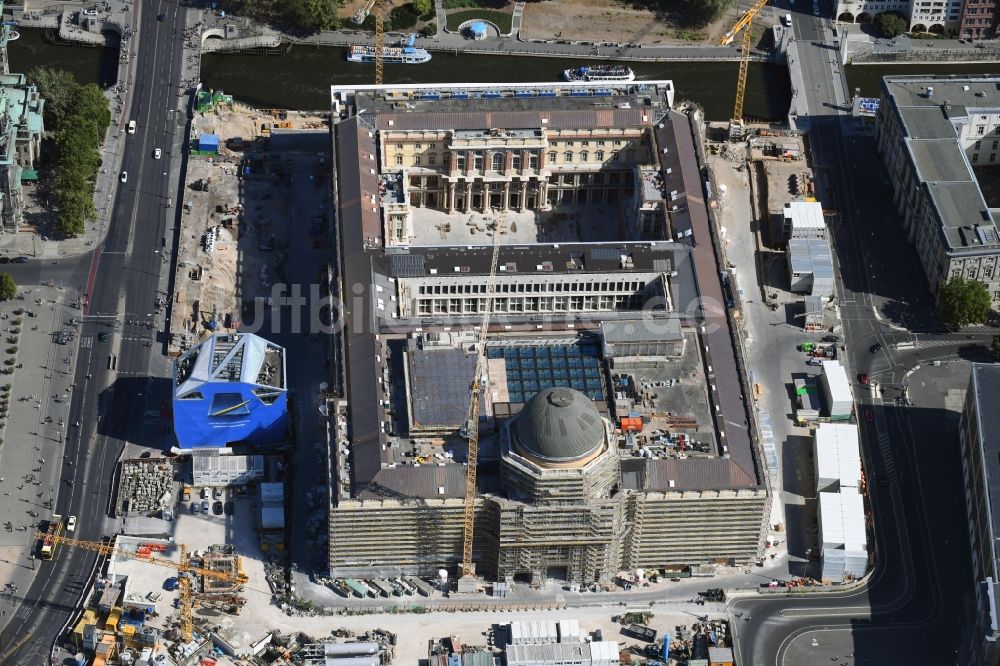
[{"left": 520, "top": 0, "right": 735, "bottom": 44}]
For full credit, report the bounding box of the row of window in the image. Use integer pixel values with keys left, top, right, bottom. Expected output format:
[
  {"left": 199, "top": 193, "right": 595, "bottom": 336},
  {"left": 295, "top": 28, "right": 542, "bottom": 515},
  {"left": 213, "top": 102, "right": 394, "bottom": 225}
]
[
  {"left": 971, "top": 152, "right": 997, "bottom": 163},
  {"left": 973, "top": 139, "right": 1000, "bottom": 150},
  {"left": 414, "top": 294, "right": 646, "bottom": 314},
  {"left": 416, "top": 280, "right": 647, "bottom": 294}
]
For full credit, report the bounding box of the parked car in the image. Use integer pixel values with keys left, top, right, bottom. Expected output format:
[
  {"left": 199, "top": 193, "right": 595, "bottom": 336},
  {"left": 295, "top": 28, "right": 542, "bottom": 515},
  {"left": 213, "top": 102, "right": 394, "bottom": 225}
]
[
  {"left": 213, "top": 487, "right": 222, "bottom": 500},
  {"left": 201, "top": 499, "right": 209, "bottom": 513},
  {"left": 0, "top": 257, "right": 9, "bottom": 264},
  {"left": 191, "top": 502, "right": 200, "bottom": 514},
  {"left": 12, "top": 256, "right": 28, "bottom": 264},
  {"left": 858, "top": 373, "right": 869, "bottom": 385},
  {"left": 807, "top": 357, "right": 823, "bottom": 366},
  {"left": 212, "top": 501, "right": 223, "bottom": 515},
  {"left": 822, "top": 335, "right": 839, "bottom": 343},
  {"left": 869, "top": 343, "right": 882, "bottom": 353},
  {"left": 120, "top": 171, "right": 128, "bottom": 183},
  {"left": 224, "top": 501, "right": 234, "bottom": 516}
]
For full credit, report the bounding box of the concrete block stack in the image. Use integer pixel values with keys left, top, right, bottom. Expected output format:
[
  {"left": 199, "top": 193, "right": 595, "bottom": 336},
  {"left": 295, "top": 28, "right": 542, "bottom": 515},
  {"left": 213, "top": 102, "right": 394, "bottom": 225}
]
[{"left": 118, "top": 461, "right": 175, "bottom": 515}]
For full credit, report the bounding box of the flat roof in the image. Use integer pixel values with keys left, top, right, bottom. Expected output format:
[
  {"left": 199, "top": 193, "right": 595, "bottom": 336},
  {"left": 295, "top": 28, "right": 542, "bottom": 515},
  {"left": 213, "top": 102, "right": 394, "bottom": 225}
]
[
  {"left": 784, "top": 200, "right": 826, "bottom": 230},
  {"left": 815, "top": 423, "right": 862, "bottom": 488},
  {"left": 819, "top": 488, "right": 867, "bottom": 551},
  {"left": 789, "top": 238, "right": 834, "bottom": 279},
  {"left": 408, "top": 347, "right": 479, "bottom": 429},
  {"left": 881, "top": 75, "right": 1000, "bottom": 254},
  {"left": 382, "top": 242, "right": 683, "bottom": 278}
]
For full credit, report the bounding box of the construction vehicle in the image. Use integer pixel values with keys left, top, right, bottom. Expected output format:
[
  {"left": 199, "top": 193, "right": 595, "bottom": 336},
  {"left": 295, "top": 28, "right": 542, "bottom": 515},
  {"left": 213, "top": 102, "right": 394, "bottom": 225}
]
[
  {"left": 458, "top": 209, "right": 505, "bottom": 592},
  {"left": 36, "top": 534, "right": 248, "bottom": 642},
  {"left": 720, "top": 0, "right": 768, "bottom": 139}
]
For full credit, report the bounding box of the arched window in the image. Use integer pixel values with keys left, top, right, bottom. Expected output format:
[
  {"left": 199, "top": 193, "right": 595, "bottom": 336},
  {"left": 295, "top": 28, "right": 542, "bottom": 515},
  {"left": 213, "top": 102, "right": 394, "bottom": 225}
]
[
  {"left": 492, "top": 153, "right": 504, "bottom": 171},
  {"left": 529, "top": 154, "right": 539, "bottom": 169}
]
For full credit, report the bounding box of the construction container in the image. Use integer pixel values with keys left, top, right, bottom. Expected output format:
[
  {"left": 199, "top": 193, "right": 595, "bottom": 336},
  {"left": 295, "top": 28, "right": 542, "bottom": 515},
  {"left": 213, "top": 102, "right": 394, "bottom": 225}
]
[
  {"left": 620, "top": 417, "right": 642, "bottom": 432},
  {"left": 820, "top": 361, "right": 852, "bottom": 419}
]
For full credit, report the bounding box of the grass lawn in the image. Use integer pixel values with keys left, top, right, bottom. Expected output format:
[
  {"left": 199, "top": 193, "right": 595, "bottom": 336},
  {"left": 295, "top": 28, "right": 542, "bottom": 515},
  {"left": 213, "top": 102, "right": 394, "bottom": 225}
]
[
  {"left": 443, "top": 0, "right": 510, "bottom": 8},
  {"left": 445, "top": 9, "right": 512, "bottom": 33}
]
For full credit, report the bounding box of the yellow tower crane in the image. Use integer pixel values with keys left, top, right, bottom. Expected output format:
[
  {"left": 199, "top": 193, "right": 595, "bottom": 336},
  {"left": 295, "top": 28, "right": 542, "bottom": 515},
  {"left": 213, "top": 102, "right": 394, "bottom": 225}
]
[
  {"left": 720, "top": 0, "right": 769, "bottom": 139},
  {"left": 38, "top": 534, "right": 248, "bottom": 642},
  {"left": 0, "top": 633, "right": 32, "bottom": 662},
  {"left": 374, "top": 2, "right": 386, "bottom": 85},
  {"left": 458, "top": 208, "right": 505, "bottom": 591}
]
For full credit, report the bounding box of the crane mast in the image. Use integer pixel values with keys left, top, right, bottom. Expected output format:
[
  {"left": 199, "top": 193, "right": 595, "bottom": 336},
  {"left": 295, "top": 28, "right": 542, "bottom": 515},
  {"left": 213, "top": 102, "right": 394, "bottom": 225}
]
[
  {"left": 40, "top": 534, "right": 247, "bottom": 642},
  {"left": 720, "top": 0, "right": 769, "bottom": 139},
  {"left": 459, "top": 209, "right": 504, "bottom": 585}
]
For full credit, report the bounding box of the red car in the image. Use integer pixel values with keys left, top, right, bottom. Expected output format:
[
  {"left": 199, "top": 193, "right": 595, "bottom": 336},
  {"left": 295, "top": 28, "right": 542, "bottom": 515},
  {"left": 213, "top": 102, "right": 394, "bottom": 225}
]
[
  {"left": 864, "top": 408, "right": 874, "bottom": 423},
  {"left": 858, "top": 373, "right": 869, "bottom": 385}
]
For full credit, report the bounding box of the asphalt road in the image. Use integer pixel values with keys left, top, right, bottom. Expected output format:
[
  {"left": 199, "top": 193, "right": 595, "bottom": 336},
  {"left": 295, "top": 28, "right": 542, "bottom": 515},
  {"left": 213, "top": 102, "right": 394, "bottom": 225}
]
[
  {"left": 730, "top": 2, "right": 977, "bottom": 664},
  {"left": 0, "top": 0, "right": 189, "bottom": 660}
]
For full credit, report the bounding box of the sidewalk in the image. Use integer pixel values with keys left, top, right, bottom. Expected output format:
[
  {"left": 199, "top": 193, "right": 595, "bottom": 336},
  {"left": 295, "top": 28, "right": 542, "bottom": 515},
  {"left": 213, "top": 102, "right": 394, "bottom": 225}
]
[
  {"left": 4, "top": 0, "right": 140, "bottom": 260},
  {"left": 0, "top": 286, "right": 82, "bottom": 607}
]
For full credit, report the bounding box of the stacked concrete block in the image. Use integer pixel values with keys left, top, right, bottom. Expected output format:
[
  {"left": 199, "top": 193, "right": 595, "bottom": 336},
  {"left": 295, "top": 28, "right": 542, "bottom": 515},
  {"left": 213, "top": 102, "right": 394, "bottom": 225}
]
[{"left": 119, "top": 462, "right": 175, "bottom": 516}]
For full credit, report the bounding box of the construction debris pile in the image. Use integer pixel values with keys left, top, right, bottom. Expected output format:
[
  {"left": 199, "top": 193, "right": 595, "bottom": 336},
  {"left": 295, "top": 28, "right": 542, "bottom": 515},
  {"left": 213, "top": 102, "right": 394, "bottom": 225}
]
[
  {"left": 659, "top": 618, "right": 732, "bottom": 664},
  {"left": 118, "top": 460, "right": 175, "bottom": 516}
]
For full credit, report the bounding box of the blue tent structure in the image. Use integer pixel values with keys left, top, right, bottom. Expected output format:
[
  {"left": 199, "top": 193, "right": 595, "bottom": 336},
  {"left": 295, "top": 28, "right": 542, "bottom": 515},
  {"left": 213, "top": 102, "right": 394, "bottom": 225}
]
[
  {"left": 198, "top": 133, "right": 220, "bottom": 153},
  {"left": 172, "top": 333, "right": 287, "bottom": 449}
]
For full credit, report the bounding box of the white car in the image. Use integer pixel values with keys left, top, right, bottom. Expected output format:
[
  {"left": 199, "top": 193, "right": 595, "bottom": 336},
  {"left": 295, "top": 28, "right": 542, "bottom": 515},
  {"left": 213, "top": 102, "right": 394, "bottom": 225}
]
[
  {"left": 153, "top": 148, "right": 161, "bottom": 159},
  {"left": 66, "top": 515, "right": 77, "bottom": 532},
  {"left": 82, "top": 8, "right": 99, "bottom": 16},
  {"left": 120, "top": 171, "right": 127, "bottom": 183}
]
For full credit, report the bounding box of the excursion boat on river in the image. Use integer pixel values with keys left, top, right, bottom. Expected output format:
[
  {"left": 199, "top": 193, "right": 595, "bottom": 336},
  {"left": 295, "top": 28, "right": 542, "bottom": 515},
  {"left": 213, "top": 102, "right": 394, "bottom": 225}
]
[
  {"left": 562, "top": 65, "right": 636, "bottom": 83},
  {"left": 347, "top": 33, "right": 432, "bottom": 65}
]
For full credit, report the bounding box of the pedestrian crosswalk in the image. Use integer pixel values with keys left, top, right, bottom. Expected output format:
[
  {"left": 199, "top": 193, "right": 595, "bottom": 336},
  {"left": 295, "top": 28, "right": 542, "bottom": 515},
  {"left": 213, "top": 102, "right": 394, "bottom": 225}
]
[{"left": 878, "top": 431, "right": 897, "bottom": 482}]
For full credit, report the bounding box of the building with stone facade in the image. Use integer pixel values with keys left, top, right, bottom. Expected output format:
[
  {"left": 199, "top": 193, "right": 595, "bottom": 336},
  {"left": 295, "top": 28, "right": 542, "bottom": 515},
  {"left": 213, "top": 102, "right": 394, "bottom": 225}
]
[
  {"left": 960, "top": 364, "right": 1000, "bottom": 665},
  {"left": 876, "top": 75, "right": 1000, "bottom": 304},
  {"left": 327, "top": 81, "right": 767, "bottom": 585},
  {"left": 0, "top": 13, "right": 44, "bottom": 232}
]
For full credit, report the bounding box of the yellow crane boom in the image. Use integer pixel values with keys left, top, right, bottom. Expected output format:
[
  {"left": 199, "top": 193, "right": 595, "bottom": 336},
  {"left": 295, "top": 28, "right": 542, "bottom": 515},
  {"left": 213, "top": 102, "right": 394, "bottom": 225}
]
[
  {"left": 720, "top": 0, "right": 769, "bottom": 135},
  {"left": 38, "top": 534, "right": 247, "bottom": 642},
  {"left": 460, "top": 209, "right": 504, "bottom": 581},
  {"left": 0, "top": 633, "right": 32, "bottom": 662},
  {"left": 374, "top": 1, "right": 386, "bottom": 85}
]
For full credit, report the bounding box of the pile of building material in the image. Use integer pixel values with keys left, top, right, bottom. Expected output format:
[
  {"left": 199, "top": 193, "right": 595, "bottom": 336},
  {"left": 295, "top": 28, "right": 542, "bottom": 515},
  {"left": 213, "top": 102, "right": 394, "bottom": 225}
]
[{"left": 118, "top": 460, "right": 175, "bottom": 515}]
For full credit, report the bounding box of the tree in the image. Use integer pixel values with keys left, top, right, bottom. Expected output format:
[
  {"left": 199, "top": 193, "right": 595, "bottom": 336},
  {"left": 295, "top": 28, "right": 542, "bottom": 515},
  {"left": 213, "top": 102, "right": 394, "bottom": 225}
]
[
  {"left": 27, "top": 67, "right": 79, "bottom": 128},
  {"left": 992, "top": 335, "right": 1000, "bottom": 362},
  {"left": 0, "top": 274, "right": 16, "bottom": 302},
  {"left": 413, "top": 0, "right": 434, "bottom": 17},
  {"left": 873, "top": 12, "right": 908, "bottom": 38},
  {"left": 938, "top": 276, "right": 992, "bottom": 328},
  {"left": 283, "top": 0, "right": 339, "bottom": 32}
]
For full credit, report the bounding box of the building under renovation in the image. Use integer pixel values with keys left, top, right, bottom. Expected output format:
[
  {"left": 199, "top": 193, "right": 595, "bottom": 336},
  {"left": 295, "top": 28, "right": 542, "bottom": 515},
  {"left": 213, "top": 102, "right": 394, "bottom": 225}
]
[{"left": 327, "top": 81, "right": 767, "bottom": 585}]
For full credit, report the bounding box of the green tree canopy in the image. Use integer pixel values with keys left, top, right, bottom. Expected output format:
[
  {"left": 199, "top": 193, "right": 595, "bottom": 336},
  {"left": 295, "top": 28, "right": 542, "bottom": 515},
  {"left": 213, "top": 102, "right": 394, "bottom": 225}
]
[
  {"left": 873, "top": 12, "right": 907, "bottom": 38},
  {"left": 992, "top": 335, "right": 1000, "bottom": 362},
  {"left": 413, "top": 0, "right": 434, "bottom": 16},
  {"left": 26, "top": 67, "right": 78, "bottom": 127},
  {"left": 284, "top": 0, "right": 339, "bottom": 32},
  {"left": 0, "top": 274, "right": 16, "bottom": 302},
  {"left": 938, "top": 276, "right": 992, "bottom": 328}
]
